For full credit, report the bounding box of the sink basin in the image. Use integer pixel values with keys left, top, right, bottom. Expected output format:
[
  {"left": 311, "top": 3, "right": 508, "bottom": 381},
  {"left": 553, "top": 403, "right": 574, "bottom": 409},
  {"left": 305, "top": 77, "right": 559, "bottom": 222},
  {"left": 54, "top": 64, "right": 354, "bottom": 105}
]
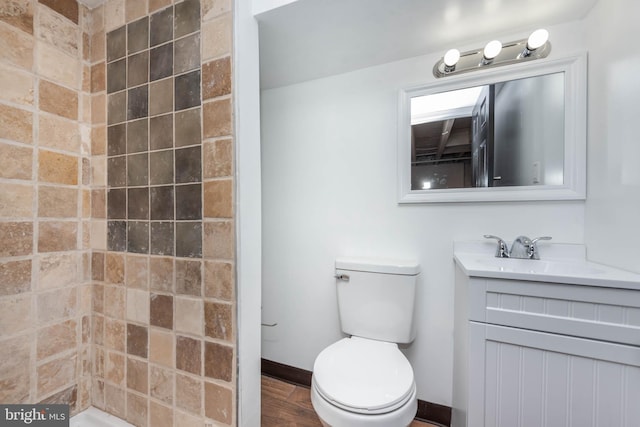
[{"left": 472, "top": 257, "right": 607, "bottom": 276}]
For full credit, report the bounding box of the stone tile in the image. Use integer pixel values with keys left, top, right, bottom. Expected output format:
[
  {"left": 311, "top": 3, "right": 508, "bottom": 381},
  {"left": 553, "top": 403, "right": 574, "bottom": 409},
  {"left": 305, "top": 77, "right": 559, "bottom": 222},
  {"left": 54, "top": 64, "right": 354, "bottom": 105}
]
[
  {"left": 126, "top": 392, "right": 147, "bottom": 427},
  {"left": 149, "top": 329, "right": 173, "bottom": 367},
  {"left": 0, "top": 104, "right": 33, "bottom": 145},
  {"left": 203, "top": 138, "right": 232, "bottom": 178},
  {"left": 104, "top": 285, "right": 125, "bottom": 319},
  {"left": 175, "top": 146, "right": 201, "bottom": 183},
  {"left": 127, "top": 50, "right": 149, "bottom": 87},
  {"left": 127, "top": 221, "right": 149, "bottom": 254},
  {"left": 107, "top": 188, "right": 126, "bottom": 219},
  {"left": 204, "top": 179, "right": 233, "bottom": 218},
  {"left": 127, "top": 323, "right": 148, "bottom": 358},
  {"left": 104, "top": 0, "right": 125, "bottom": 32},
  {"left": 38, "top": 114, "right": 80, "bottom": 152},
  {"left": 0, "top": 0, "right": 33, "bottom": 34},
  {"left": 175, "top": 335, "right": 201, "bottom": 375},
  {"left": 176, "top": 373, "right": 201, "bottom": 414},
  {"left": 36, "top": 354, "right": 76, "bottom": 399},
  {"left": 150, "top": 257, "right": 173, "bottom": 292},
  {"left": 0, "top": 144, "right": 31, "bottom": 180},
  {"left": 149, "top": 401, "right": 173, "bottom": 427},
  {"left": 91, "top": 62, "right": 106, "bottom": 93},
  {"left": 104, "top": 383, "right": 125, "bottom": 418},
  {"left": 0, "top": 19, "right": 34, "bottom": 70},
  {"left": 127, "top": 153, "right": 149, "bottom": 187},
  {"left": 150, "top": 293, "right": 173, "bottom": 329},
  {"left": 174, "top": 0, "right": 200, "bottom": 38},
  {"left": 91, "top": 30, "right": 106, "bottom": 63},
  {"left": 149, "top": 186, "right": 174, "bottom": 221},
  {"left": 82, "top": 32, "right": 89, "bottom": 61},
  {"left": 36, "top": 286, "right": 76, "bottom": 325},
  {"left": 149, "top": 5, "right": 173, "bottom": 46},
  {"left": 175, "top": 259, "right": 201, "bottom": 296},
  {"left": 149, "top": 150, "right": 173, "bottom": 184},
  {"left": 126, "top": 357, "right": 148, "bottom": 393},
  {"left": 127, "top": 288, "right": 149, "bottom": 323},
  {"left": 92, "top": 92, "right": 106, "bottom": 125},
  {"left": 202, "top": 56, "right": 231, "bottom": 99},
  {"left": 175, "top": 32, "right": 200, "bottom": 74},
  {"left": 126, "top": 255, "right": 149, "bottom": 289},
  {"left": 203, "top": 220, "right": 233, "bottom": 259},
  {"left": 127, "top": 16, "right": 148, "bottom": 54},
  {"left": 39, "top": 150, "right": 78, "bottom": 185},
  {"left": 39, "top": 0, "right": 79, "bottom": 25},
  {"left": 107, "top": 58, "right": 126, "bottom": 93},
  {"left": 127, "top": 84, "right": 148, "bottom": 120},
  {"left": 204, "top": 301, "right": 233, "bottom": 342},
  {"left": 106, "top": 25, "right": 126, "bottom": 62},
  {"left": 107, "top": 156, "right": 126, "bottom": 187},
  {"left": 175, "top": 184, "right": 202, "bottom": 220},
  {"left": 92, "top": 252, "right": 104, "bottom": 281},
  {"left": 174, "top": 107, "right": 201, "bottom": 148},
  {"left": 92, "top": 126, "right": 107, "bottom": 155},
  {"left": 175, "top": 222, "right": 202, "bottom": 259},
  {"left": 38, "top": 384, "right": 77, "bottom": 410},
  {"left": 108, "top": 91, "right": 127, "bottom": 125},
  {"left": 126, "top": 0, "right": 148, "bottom": 23},
  {"left": 0, "top": 183, "right": 33, "bottom": 218},
  {"left": 104, "top": 318, "right": 125, "bottom": 352},
  {"left": 108, "top": 220, "right": 126, "bottom": 252},
  {"left": 202, "top": 98, "right": 232, "bottom": 138},
  {"left": 150, "top": 42, "right": 173, "bottom": 82},
  {"left": 150, "top": 222, "right": 174, "bottom": 256},
  {"left": 37, "top": 252, "right": 79, "bottom": 290},
  {"left": 0, "top": 335, "right": 30, "bottom": 381},
  {"left": 0, "top": 294, "right": 31, "bottom": 335},
  {"left": 91, "top": 189, "right": 106, "bottom": 219},
  {"left": 108, "top": 123, "right": 126, "bottom": 155},
  {"left": 204, "top": 381, "right": 232, "bottom": 424},
  {"left": 0, "top": 369, "right": 30, "bottom": 404},
  {"left": 204, "top": 341, "right": 233, "bottom": 382},
  {"left": 37, "top": 4, "right": 78, "bottom": 55},
  {"left": 175, "top": 70, "right": 201, "bottom": 111},
  {"left": 202, "top": 0, "right": 231, "bottom": 21},
  {"left": 0, "top": 259, "right": 31, "bottom": 299},
  {"left": 0, "top": 63, "right": 33, "bottom": 106},
  {"left": 149, "top": 113, "right": 173, "bottom": 150},
  {"left": 106, "top": 253, "right": 125, "bottom": 284},
  {"left": 39, "top": 80, "right": 78, "bottom": 121},
  {"left": 149, "top": 77, "right": 173, "bottom": 116},
  {"left": 37, "top": 319, "right": 77, "bottom": 360},
  {"left": 202, "top": 13, "right": 231, "bottom": 61},
  {"left": 128, "top": 187, "right": 149, "bottom": 220},
  {"left": 0, "top": 223, "right": 33, "bottom": 257},
  {"left": 36, "top": 41, "right": 79, "bottom": 89},
  {"left": 38, "top": 186, "right": 77, "bottom": 218},
  {"left": 149, "top": 365, "right": 173, "bottom": 404},
  {"left": 38, "top": 221, "right": 77, "bottom": 252},
  {"left": 105, "top": 351, "right": 125, "bottom": 386},
  {"left": 203, "top": 261, "right": 233, "bottom": 301},
  {"left": 175, "top": 297, "right": 203, "bottom": 335}
]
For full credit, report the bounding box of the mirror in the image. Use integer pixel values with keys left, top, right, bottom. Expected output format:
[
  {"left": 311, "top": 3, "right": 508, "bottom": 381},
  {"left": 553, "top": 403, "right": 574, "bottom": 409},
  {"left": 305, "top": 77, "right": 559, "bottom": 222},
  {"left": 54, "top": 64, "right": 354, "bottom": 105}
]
[{"left": 397, "top": 54, "right": 586, "bottom": 203}]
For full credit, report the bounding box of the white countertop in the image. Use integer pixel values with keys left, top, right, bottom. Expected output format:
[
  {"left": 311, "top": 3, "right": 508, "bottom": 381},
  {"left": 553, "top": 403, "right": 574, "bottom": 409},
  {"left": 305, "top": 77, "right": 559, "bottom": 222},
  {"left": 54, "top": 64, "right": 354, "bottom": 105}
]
[{"left": 453, "top": 241, "right": 640, "bottom": 290}]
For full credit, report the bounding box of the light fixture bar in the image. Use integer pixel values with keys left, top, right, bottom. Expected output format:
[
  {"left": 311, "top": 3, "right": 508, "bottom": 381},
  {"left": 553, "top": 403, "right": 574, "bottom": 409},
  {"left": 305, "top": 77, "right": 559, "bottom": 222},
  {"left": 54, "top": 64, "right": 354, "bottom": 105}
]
[{"left": 433, "top": 31, "right": 551, "bottom": 78}]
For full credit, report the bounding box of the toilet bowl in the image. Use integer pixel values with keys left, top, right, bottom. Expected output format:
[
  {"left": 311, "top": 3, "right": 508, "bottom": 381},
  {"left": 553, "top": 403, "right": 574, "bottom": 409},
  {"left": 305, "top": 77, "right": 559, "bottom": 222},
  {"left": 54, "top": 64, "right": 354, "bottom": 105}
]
[{"left": 311, "top": 337, "right": 417, "bottom": 427}]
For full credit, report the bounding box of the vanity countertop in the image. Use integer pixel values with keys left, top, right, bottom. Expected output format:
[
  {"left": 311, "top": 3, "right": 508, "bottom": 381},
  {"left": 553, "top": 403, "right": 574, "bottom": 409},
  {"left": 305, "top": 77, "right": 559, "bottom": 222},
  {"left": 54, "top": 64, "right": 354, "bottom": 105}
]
[{"left": 453, "top": 241, "right": 640, "bottom": 290}]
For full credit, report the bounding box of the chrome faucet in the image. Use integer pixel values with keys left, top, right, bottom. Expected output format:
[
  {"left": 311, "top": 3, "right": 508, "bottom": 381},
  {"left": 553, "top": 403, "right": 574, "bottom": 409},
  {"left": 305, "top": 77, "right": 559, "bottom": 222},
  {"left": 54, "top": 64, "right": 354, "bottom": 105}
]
[{"left": 484, "top": 235, "right": 552, "bottom": 260}]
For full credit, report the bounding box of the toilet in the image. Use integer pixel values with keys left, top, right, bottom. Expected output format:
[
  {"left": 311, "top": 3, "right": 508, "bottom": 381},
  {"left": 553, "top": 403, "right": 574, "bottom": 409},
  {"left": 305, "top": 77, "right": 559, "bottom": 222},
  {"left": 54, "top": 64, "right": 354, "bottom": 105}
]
[{"left": 311, "top": 257, "right": 420, "bottom": 427}]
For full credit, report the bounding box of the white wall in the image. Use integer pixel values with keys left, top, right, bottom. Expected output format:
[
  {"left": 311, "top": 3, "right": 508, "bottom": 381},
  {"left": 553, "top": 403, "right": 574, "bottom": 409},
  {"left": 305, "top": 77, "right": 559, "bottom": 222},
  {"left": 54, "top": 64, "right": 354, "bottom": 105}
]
[
  {"left": 261, "top": 22, "right": 587, "bottom": 405},
  {"left": 584, "top": 0, "right": 640, "bottom": 273}
]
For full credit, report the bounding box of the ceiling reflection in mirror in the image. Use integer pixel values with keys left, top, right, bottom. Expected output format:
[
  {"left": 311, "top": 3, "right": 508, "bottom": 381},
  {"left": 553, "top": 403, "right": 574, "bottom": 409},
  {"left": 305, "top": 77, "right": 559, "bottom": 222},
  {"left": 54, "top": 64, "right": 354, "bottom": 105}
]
[{"left": 410, "top": 72, "right": 564, "bottom": 191}]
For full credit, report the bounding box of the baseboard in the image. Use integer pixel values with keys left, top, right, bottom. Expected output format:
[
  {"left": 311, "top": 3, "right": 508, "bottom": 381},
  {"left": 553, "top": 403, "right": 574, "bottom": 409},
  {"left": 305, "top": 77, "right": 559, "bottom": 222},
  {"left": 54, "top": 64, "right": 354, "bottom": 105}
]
[{"left": 261, "top": 358, "right": 451, "bottom": 427}]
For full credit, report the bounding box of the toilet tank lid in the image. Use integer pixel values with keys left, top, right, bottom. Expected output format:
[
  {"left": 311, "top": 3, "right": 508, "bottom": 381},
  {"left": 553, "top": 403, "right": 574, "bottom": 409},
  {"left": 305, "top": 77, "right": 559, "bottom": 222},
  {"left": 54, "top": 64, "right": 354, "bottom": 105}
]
[{"left": 335, "top": 257, "right": 420, "bottom": 275}]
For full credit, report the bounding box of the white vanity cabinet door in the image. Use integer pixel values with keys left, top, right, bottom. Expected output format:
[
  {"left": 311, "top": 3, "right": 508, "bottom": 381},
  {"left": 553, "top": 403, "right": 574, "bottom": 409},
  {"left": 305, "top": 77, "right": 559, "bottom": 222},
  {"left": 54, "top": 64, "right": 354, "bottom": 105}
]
[{"left": 468, "top": 322, "right": 640, "bottom": 427}]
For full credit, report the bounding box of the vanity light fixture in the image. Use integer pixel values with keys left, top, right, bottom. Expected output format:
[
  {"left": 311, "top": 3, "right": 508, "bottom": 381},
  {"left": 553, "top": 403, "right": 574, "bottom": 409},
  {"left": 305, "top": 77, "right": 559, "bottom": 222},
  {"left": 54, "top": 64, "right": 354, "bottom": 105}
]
[{"left": 433, "top": 29, "right": 551, "bottom": 78}]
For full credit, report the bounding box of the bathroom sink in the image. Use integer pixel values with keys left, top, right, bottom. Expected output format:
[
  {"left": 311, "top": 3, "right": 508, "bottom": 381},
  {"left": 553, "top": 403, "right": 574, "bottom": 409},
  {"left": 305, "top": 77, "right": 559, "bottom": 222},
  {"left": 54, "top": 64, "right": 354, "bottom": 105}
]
[{"left": 453, "top": 241, "right": 640, "bottom": 290}]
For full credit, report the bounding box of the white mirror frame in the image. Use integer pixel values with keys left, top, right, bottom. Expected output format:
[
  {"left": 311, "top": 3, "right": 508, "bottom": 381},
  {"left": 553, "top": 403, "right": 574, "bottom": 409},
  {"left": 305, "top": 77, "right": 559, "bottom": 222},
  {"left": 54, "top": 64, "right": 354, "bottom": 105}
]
[{"left": 397, "top": 52, "right": 587, "bottom": 203}]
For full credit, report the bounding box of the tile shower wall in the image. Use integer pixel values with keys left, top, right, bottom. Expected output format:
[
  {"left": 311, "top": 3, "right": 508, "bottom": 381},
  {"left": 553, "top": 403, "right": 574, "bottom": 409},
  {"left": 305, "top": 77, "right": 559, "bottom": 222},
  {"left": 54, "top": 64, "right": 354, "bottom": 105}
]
[
  {"left": 90, "top": 1, "right": 236, "bottom": 426},
  {"left": 0, "top": 0, "right": 93, "bottom": 413}
]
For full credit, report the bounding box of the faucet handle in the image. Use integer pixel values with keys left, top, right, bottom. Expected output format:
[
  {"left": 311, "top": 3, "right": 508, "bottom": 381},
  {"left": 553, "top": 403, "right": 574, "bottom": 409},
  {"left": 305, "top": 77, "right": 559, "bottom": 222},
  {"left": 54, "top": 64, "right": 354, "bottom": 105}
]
[
  {"left": 531, "top": 236, "right": 552, "bottom": 245},
  {"left": 484, "top": 235, "right": 509, "bottom": 258},
  {"left": 529, "top": 236, "right": 552, "bottom": 259}
]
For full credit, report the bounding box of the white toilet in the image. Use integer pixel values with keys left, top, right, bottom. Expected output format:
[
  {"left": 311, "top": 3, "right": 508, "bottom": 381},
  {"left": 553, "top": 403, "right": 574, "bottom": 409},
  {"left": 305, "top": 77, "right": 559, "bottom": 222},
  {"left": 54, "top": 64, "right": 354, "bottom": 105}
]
[{"left": 311, "top": 257, "right": 420, "bottom": 427}]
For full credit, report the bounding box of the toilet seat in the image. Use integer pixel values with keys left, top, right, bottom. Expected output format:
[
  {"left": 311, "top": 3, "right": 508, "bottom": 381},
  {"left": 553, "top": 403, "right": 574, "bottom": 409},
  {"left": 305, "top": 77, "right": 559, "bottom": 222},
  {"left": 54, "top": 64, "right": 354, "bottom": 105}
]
[{"left": 312, "top": 337, "right": 415, "bottom": 415}]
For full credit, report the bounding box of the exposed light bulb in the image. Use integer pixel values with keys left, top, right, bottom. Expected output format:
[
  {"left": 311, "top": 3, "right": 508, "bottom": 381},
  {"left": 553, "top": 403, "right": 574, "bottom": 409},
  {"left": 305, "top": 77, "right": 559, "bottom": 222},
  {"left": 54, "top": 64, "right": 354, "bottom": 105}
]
[
  {"left": 483, "top": 40, "right": 502, "bottom": 60},
  {"left": 527, "top": 28, "right": 549, "bottom": 51},
  {"left": 443, "top": 49, "right": 461, "bottom": 67},
  {"left": 422, "top": 181, "right": 432, "bottom": 190}
]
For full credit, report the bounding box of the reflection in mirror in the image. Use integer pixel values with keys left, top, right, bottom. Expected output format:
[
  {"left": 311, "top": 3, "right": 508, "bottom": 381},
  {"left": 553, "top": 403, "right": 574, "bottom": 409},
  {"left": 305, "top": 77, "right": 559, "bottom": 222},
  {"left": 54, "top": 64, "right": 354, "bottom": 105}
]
[{"left": 410, "top": 73, "right": 564, "bottom": 191}]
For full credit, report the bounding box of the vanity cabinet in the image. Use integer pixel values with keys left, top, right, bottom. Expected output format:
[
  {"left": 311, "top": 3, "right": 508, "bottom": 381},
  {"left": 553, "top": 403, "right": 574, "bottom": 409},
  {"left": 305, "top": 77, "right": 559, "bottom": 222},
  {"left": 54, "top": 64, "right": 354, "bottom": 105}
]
[{"left": 452, "top": 268, "right": 640, "bottom": 427}]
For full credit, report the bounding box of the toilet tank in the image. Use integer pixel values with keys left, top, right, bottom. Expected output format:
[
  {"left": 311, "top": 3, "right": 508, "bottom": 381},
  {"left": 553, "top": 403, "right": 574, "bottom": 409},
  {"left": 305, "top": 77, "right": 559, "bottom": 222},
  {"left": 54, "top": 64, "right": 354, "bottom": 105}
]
[{"left": 335, "top": 257, "right": 420, "bottom": 344}]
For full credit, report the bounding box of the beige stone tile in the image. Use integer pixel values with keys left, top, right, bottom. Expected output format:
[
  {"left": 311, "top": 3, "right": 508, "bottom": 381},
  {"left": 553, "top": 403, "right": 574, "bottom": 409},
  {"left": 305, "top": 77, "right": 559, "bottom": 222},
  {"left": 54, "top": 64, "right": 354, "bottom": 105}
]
[
  {"left": 105, "top": 252, "right": 124, "bottom": 284},
  {"left": 89, "top": 4, "right": 104, "bottom": 34},
  {"left": 176, "top": 373, "right": 202, "bottom": 415},
  {"left": 0, "top": 183, "right": 33, "bottom": 218},
  {"left": 126, "top": 357, "right": 148, "bottom": 394},
  {"left": 0, "top": 0, "right": 34, "bottom": 34},
  {"left": 203, "top": 138, "right": 232, "bottom": 178},
  {"left": 91, "top": 61, "right": 105, "bottom": 93},
  {"left": 36, "top": 287, "right": 76, "bottom": 325},
  {"left": 104, "top": 318, "right": 125, "bottom": 352},
  {"left": 203, "top": 0, "right": 231, "bottom": 21},
  {"left": 149, "top": 328, "right": 173, "bottom": 367},
  {"left": 203, "top": 260, "right": 233, "bottom": 301},
  {"left": 105, "top": 351, "right": 125, "bottom": 386},
  {"left": 38, "top": 113, "right": 80, "bottom": 152},
  {"left": 38, "top": 185, "right": 78, "bottom": 218},
  {"left": 37, "top": 252, "right": 79, "bottom": 290},
  {"left": 91, "top": 93, "right": 106, "bottom": 125},
  {"left": 91, "top": 219, "right": 107, "bottom": 250},
  {"left": 126, "top": 254, "right": 148, "bottom": 289},
  {"left": 0, "top": 222, "right": 33, "bottom": 257},
  {"left": 80, "top": 123, "right": 91, "bottom": 155},
  {"left": 204, "top": 301, "right": 233, "bottom": 342},
  {"left": 36, "top": 319, "right": 77, "bottom": 360},
  {"left": 39, "top": 79, "right": 78, "bottom": 121},
  {"left": 204, "top": 179, "right": 233, "bottom": 218},
  {"left": 82, "top": 190, "right": 90, "bottom": 216},
  {"left": 204, "top": 341, "right": 233, "bottom": 382},
  {"left": 38, "top": 221, "right": 77, "bottom": 252},
  {"left": 93, "top": 251, "right": 105, "bottom": 282},
  {"left": 126, "top": 288, "right": 149, "bottom": 323},
  {"left": 0, "top": 21, "right": 33, "bottom": 70},
  {"left": 82, "top": 64, "right": 90, "bottom": 92},
  {"left": 0, "top": 143, "right": 32, "bottom": 180},
  {"left": 82, "top": 220, "right": 90, "bottom": 249},
  {"left": 91, "top": 188, "right": 105, "bottom": 218},
  {"left": 0, "top": 294, "right": 31, "bottom": 335},
  {"left": 203, "top": 220, "right": 234, "bottom": 260},
  {"left": 82, "top": 31, "right": 90, "bottom": 62},
  {"left": 202, "top": 98, "right": 232, "bottom": 139},
  {"left": 39, "top": 149, "right": 78, "bottom": 185},
  {"left": 90, "top": 29, "right": 105, "bottom": 63},
  {"left": 103, "top": 285, "right": 125, "bottom": 319},
  {"left": 126, "top": 392, "right": 147, "bottom": 427},
  {"left": 174, "top": 411, "right": 203, "bottom": 427},
  {"left": 202, "top": 13, "right": 232, "bottom": 61},
  {"left": 92, "top": 155, "right": 106, "bottom": 186},
  {"left": 104, "top": 382, "right": 125, "bottom": 419},
  {"left": 0, "top": 259, "right": 32, "bottom": 296},
  {"left": 149, "top": 364, "right": 173, "bottom": 404},
  {"left": 149, "top": 401, "right": 173, "bottom": 427},
  {"left": 37, "top": 4, "right": 79, "bottom": 56},
  {"left": 36, "top": 41, "right": 79, "bottom": 89},
  {"left": 79, "top": 284, "right": 91, "bottom": 313},
  {"left": 0, "top": 103, "right": 33, "bottom": 144},
  {"left": 175, "top": 297, "right": 203, "bottom": 335},
  {"left": 0, "top": 63, "right": 33, "bottom": 105},
  {"left": 91, "top": 125, "right": 106, "bottom": 156},
  {"left": 204, "top": 381, "right": 232, "bottom": 424},
  {"left": 0, "top": 369, "right": 30, "bottom": 404},
  {"left": 125, "top": 0, "right": 147, "bottom": 22},
  {"left": 150, "top": 257, "right": 174, "bottom": 292},
  {"left": 37, "top": 354, "right": 76, "bottom": 399},
  {"left": 0, "top": 335, "right": 31, "bottom": 379},
  {"left": 104, "top": 0, "right": 124, "bottom": 32},
  {"left": 148, "top": 0, "right": 171, "bottom": 13},
  {"left": 39, "top": 0, "right": 79, "bottom": 25}
]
